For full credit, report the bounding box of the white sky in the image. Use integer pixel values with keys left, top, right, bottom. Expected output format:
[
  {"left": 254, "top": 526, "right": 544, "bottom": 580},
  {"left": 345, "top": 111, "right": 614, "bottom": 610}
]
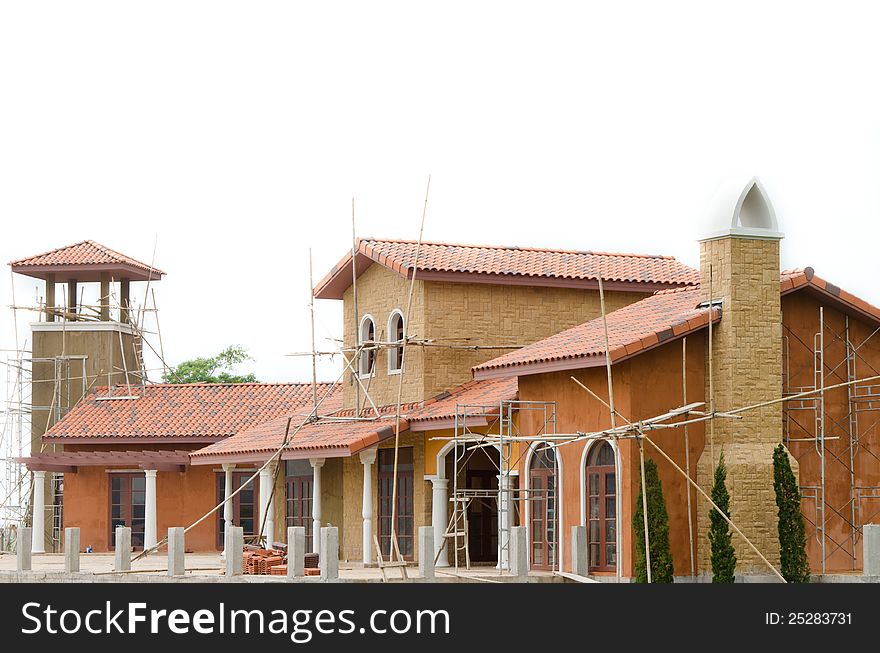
[{"left": 2, "top": 1, "right": 880, "bottom": 390}]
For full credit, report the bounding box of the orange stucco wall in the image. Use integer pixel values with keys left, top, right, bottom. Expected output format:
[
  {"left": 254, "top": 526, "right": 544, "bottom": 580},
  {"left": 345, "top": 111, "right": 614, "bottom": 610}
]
[
  {"left": 517, "top": 332, "right": 706, "bottom": 577},
  {"left": 782, "top": 291, "right": 880, "bottom": 572},
  {"left": 63, "top": 444, "right": 220, "bottom": 552}
]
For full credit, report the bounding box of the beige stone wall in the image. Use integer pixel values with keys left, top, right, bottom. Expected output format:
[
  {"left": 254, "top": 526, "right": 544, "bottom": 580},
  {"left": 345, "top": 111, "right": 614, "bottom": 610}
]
[
  {"left": 339, "top": 432, "right": 428, "bottom": 564},
  {"left": 696, "top": 236, "right": 790, "bottom": 573},
  {"left": 422, "top": 281, "right": 643, "bottom": 397},
  {"left": 341, "top": 263, "right": 426, "bottom": 410},
  {"left": 342, "top": 263, "right": 652, "bottom": 407}
]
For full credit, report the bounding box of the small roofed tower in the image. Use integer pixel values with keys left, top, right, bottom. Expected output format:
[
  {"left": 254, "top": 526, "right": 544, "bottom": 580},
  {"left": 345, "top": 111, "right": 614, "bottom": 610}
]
[
  {"left": 9, "top": 240, "right": 163, "bottom": 552},
  {"left": 695, "top": 177, "right": 789, "bottom": 575}
]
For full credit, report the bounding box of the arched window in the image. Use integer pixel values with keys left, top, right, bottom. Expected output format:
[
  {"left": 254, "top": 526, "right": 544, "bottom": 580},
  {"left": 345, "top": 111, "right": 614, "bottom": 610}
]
[
  {"left": 388, "top": 310, "right": 405, "bottom": 373},
  {"left": 359, "top": 315, "right": 376, "bottom": 376},
  {"left": 586, "top": 441, "right": 616, "bottom": 572},
  {"left": 529, "top": 444, "right": 557, "bottom": 571}
]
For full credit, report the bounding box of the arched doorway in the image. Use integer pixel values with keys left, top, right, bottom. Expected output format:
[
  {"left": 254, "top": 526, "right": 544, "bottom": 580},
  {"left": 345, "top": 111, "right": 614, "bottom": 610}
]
[
  {"left": 586, "top": 441, "right": 617, "bottom": 572},
  {"left": 528, "top": 445, "right": 558, "bottom": 571}
]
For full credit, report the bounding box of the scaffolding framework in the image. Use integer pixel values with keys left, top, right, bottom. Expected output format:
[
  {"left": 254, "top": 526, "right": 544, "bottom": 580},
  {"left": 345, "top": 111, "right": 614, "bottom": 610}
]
[
  {"left": 440, "top": 399, "right": 557, "bottom": 572},
  {"left": 783, "top": 306, "right": 880, "bottom": 573},
  {"left": 1, "top": 282, "right": 158, "bottom": 552}
]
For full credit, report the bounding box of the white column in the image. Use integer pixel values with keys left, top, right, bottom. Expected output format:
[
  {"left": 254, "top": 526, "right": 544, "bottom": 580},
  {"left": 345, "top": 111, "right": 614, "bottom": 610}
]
[
  {"left": 259, "top": 465, "right": 274, "bottom": 548},
  {"left": 144, "top": 469, "right": 157, "bottom": 550},
  {"left": 31, "top": 470, "right": 46, "bottom": 554},
  {"left": 360, "top": 448, "right": 377, "bottom": 566},
  {"left": 430, "top": 477, "right": 449, "bottom": 567},
  {"left": 496, "top": 473, "right": 511, "bottom": 570},
  {"left": 222, "top": 463, "right": 235, "bottom": 558},
  {"left": 266, "top": 461, "right": 276, "bottom": 548},
  {"left": 310, "top": 458, "right": 325, "bottom": 554}
]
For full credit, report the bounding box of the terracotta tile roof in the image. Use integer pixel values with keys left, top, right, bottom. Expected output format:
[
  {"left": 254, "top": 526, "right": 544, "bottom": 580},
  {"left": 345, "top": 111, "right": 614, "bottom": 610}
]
[
  {"left": 408, "top": 378, "right": 518, "bottom": 430},
  {"left": 473, "top": 287, "right": 720, "bottom": 379},
  {"left": 190, "top": 402, "right": 422, "bottom": 461},
  {"left": 314, "top": 238, "right": 699, "bottom": 299},
  {"left": 781, "top": 267, "right": 880, "bottom": 324},
  {"left": 43, "top": 383, "right": 341, "bottom": 442},
  {"left": 10, "top": 240, "right": 164, "bottom": 281}
]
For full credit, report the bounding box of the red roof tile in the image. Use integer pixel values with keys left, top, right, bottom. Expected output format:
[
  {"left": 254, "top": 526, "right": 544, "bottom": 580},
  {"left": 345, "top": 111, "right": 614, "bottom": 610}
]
[
  {"left": 10, "top": 240, "right": 165, "bottom": 281},
  {"left": 191, "top": 402, "right": 422, "bottom": 461},
  {"left": 43, "top": 383, "right": 341, "bottom": 442},
  {"left": 408, "top": 378, "right": 518, "bottom": 430},
  {"left": 473, "top": 287, "right": 720, "bottom": 379},
  {"left": 315, "top": 238, "right": 699, "bottom": 299},
  {"left": 781, "top": 267, "right": 880, "bottom": 324}
]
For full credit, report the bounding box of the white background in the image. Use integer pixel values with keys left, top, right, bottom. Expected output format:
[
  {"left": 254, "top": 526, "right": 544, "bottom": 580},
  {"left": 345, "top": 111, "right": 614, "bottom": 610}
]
[{"left": 1, "top": 1, "right": 879, "bottom": 389}]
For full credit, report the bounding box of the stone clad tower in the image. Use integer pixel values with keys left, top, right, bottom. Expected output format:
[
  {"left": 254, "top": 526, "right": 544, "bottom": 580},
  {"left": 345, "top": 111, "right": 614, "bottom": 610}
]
[{"left": 695, "top": 177, "right": 792, "bottom": 575}]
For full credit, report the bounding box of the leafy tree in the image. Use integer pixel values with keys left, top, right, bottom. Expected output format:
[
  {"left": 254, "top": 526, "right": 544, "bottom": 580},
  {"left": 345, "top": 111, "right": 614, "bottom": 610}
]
[
  {"left": 632, "top": 457, "right": 674, "bottom": 583},
  {"left": 773, "top": 444, "right": 810, "bottom": 583},
  {"left": 709, "top": 452, "right": 736, "bottom": 582},
  {"left": 163, "top": 345, "right": 258, "bottom": 384}
]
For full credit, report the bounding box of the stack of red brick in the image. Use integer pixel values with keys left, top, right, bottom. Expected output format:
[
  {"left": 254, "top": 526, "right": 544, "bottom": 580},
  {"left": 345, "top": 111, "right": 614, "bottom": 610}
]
[{"left": 242, "top": 548, "right": 284, "bottom": 575}]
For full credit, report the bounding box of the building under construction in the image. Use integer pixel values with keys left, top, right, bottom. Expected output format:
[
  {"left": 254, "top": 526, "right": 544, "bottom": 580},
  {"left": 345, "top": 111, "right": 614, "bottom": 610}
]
[{"left": 6, "top": 177, "right": 880, "bottom": 580}]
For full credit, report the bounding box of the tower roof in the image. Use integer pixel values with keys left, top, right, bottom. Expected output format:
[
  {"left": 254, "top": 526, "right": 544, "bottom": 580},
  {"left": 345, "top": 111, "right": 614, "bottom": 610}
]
[{"left": 9, "top": 240, "right": 165, "bottom": 282}]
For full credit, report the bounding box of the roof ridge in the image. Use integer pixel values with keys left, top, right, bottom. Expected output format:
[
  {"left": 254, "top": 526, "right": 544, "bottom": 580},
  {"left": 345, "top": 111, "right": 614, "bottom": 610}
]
[
  {"left": 360, "top": 237, "right": 677, "bottom": 260},
  {"left": 92, "top": 381, "right": 339, "bottom": 391}
]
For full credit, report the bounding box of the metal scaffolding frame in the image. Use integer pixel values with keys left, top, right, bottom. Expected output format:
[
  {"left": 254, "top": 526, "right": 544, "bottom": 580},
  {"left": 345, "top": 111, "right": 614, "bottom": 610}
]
[
  {"left": 783, "top": 306, "right": 880, "bottom": 573},
  {"left": 439, "top": 399, "right": 557, "bottom": 572}
]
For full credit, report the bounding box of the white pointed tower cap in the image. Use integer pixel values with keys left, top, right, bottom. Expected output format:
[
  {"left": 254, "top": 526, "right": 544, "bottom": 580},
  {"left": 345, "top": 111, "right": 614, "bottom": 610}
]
[{"left": 699, "top": 176, "right": 783, "bottom": 242}]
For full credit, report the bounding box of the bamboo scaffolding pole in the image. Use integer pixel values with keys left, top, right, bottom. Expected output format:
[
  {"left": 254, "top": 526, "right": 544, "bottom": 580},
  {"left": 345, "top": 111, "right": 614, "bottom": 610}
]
[
  {"left": 132, "top": 367, "right": 347, "bottom": 563},
  {"left": 308, "top": 249, "right": 318, "bottom": 412},
  {"left": 389, "top": 175, "right": 431, "bottom": 565},
  {"left": 708, "top": 264, "right": 716, "bottom": 465},
  {"left": 351, "top": 198, "right": 361, "bottom": 412},
  {"left": 682, "top": 336, "right": 695, "bottom": 577},
  {"left": 642, "top": 431, "right": 786, "bottom": 582}
]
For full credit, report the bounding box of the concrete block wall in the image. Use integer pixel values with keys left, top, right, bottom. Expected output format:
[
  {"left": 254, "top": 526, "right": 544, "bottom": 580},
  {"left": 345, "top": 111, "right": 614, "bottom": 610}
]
[
  {"left": 341, "top": 263, "right": 426, "bottom": 409},
  {"left": 423, "top": 281, "right": 641, "bottom": 398}
]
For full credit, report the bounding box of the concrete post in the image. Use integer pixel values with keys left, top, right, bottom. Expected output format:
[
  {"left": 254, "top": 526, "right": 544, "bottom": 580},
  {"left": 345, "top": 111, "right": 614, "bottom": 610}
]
[
  {"left": 114, "top": 526, "right": 131, "bottom": 572},
  {"left": 144, "top": 469, "right": 157, "bottom": 550},
  {"left": 320, "top": 526, "right": 339, "bottom": 580},
  {"left": 310, "top": 458, "right": 325, "bottom": 554},
  {"left": 287, "top": 526, "right": 305, "bottom": 578},
  {"left": 226, "top": 526, "right": 243, "bottom": 576},
  {"left": 571, "top": 525, "right": 588, "bottom": 576},
  {"left": 16, "top": 526, "right": 32, "bottom": 571},
  {"left": 32, "top": 470, "right": 46, "bottom": 554},
  {"left": 45, "top": 273, "right": 56, "bottom": 322},
  {"left": 360, "top": 448, "right": 376, "bottom": 566},
  {"left": 419, "top": 526, "right": 435, "bottom": 579},
  {"left": 167, "top": 527, "right": 185, "bottom": 577},
  {"left": 64, "top": 527, "right": 80, "bottom": 573},
  {"left": 430, "top": 477, "right": 449, "bottom": 567},
  {"left": 510, "top": 526, "right": 528, "bottom": 579},
  {"left": 99, "top": 273, "right": 111, "bottom": 321},
  {"left": 864, "top": 524, "right": 880, "bottom": 576},
  {"left": 222, "top": 464, "right": 235, "bottom": 559}
]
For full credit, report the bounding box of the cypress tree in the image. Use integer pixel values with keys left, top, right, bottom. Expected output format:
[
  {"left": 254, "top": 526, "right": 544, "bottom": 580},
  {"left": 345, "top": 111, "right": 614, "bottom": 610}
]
[
  {"left": 709, "top": 452, "right": 736, "bottom": 582},
  {"left": 773, "top": 444, "right": 810, "bottom": 583},
  {"left": 632, "top": 458, "right": 674, "bottom": 583}
]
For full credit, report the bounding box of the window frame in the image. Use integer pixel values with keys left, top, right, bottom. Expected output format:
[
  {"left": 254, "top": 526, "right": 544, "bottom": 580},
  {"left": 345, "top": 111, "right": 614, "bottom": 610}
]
[
  {"left": 358, "top": 314, "right": 377, "bottom": 378},
  {"left": 215, "top": 471, "right": 260, "bottom": 550},
  {"left": 387, "top": 309, "right": 405, "bottom": 375},
  {"left": 108, "top": 472, "right": 146, "bottom": 551},
  {"left": 586, "top": 441, "right": 617, "bottom": 573},
  {"left": 377, "top": 447, "right": 414, "bottom": 560}
]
